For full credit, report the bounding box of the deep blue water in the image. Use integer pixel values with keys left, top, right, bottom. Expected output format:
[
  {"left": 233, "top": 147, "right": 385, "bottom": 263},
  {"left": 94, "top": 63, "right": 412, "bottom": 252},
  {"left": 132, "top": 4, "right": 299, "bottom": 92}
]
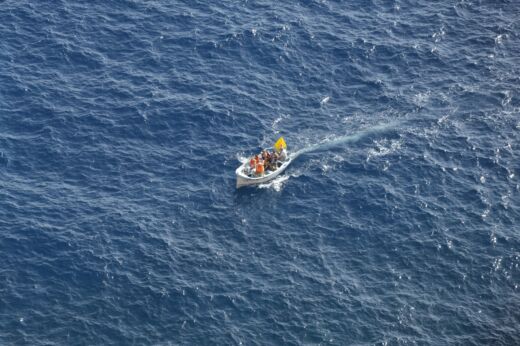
[{"left": 1, "top": 0, "right": 519, "bottom": 344}]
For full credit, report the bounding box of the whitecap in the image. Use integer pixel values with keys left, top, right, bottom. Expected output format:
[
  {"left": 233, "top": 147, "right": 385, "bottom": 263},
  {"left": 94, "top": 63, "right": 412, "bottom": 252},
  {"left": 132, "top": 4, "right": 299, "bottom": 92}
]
[
  {"left": 321, "top": 163, "right": 330, "bottom": 172},
  {"left": 493, "top": 257, "right": 502, "bottom": 271},
  {"left": 495, "top": 34, "right": 507, "bottom": 45},
  {"left": 320, "top": 96, "right": 330, "bottom": 105},
  {"left": 412, "top": 91, "right": 431, "bottom": 107},
  {"left": 437, "top": 114, "right": 449, "bottom": 124}
]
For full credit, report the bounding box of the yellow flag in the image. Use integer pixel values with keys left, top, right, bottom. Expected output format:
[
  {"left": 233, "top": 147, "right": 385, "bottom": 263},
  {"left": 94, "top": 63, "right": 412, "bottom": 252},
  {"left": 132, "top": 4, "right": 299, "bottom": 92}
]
[{"left": 274, "top": 137, "right": 287, "bottom": 152}]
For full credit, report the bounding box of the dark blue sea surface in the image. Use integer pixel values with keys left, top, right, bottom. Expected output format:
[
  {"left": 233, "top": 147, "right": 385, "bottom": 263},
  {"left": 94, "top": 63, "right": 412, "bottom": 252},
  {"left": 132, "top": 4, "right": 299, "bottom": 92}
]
[{"left": 1, "top": 0, "right": 519, "bottom": 344}]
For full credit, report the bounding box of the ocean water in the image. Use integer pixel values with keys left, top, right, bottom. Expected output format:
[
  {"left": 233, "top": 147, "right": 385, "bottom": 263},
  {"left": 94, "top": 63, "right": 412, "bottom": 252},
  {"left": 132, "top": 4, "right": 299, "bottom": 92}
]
[{"left": 1, "top": 0, "right": 519, "bottom": 344}]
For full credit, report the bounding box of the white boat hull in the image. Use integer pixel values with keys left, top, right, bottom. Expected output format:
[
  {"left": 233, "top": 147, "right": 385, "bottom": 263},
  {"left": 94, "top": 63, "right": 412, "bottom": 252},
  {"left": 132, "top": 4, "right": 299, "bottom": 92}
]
[{"left": 235, "top": 157, "right": 292, "bottom": 188}]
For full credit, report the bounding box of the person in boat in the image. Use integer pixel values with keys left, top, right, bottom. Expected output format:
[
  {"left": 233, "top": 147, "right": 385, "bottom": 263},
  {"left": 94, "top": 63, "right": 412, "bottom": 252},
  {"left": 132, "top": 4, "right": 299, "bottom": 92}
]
[
  {"left": 246, "top": 155, "right": 258, "bottom": 176},
  {"left": 261, "top": 150, "right": 271, "bottom": 162},
  {"left": 255, "top": 156, "right": 265, "bottom": 176},
  {"left": 269, "top": 151, "right": 279, "bottom": 170},
  {"left": 260, "top": 150, "right": 270, "bottom": 171},
  {"left": 249, "top": 156, "right": 256, "bottom": 171},
  {"left": 278, "top": 147, "right": 287, "bottom": 161}
]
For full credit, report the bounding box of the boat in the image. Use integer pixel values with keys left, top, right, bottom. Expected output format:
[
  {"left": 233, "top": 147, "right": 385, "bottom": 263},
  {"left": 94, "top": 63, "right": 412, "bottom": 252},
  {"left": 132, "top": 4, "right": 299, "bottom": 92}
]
[
  {"left": 235, "top": 137, "right": 291, "bottom": 188},
  {"left": 235, "top": 154, "right": 292, "bottom": 188}
]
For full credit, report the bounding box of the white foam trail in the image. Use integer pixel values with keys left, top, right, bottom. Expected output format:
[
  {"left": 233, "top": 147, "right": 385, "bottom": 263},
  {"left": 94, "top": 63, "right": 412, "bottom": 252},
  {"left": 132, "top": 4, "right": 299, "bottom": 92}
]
[
  {"left": 258, "top": 174, "right": 290, "bottom": 191},
  {"left": 291, "top": 121, "right": 398, "bottom": 159},
  {"left": 243, "top": 121, "right": 398, "bottom": 190}
]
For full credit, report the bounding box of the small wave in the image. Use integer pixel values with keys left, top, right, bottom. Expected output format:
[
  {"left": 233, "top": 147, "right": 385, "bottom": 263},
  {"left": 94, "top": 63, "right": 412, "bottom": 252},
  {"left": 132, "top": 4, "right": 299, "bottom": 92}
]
[
  {"left": 432, "top": 25, "right": 446, "bottom": 43},
  {"left": 501, "top": 90, "right": 512, "bottom": 107},
  {"left": 271, "top": 114, "right": 290, "bottom": 133}
]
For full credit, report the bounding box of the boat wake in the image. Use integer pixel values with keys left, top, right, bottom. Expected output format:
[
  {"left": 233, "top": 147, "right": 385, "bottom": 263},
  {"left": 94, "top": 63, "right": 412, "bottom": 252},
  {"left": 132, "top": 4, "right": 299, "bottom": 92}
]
[
  {"left": 257, "top": 121, "right": 399, "bottom": 191},
  {"left": 291, "top": 121, "right": 399, "bottom": 159},
  {"left": 258, "top": 174, "right": 291, "bottom": 191}
]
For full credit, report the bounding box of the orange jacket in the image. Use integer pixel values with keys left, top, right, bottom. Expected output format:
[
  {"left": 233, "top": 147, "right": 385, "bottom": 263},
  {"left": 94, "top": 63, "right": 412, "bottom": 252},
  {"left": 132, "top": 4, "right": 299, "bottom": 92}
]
[{"left": 256, "top": 160, "right": 265, "bottom": 174}]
